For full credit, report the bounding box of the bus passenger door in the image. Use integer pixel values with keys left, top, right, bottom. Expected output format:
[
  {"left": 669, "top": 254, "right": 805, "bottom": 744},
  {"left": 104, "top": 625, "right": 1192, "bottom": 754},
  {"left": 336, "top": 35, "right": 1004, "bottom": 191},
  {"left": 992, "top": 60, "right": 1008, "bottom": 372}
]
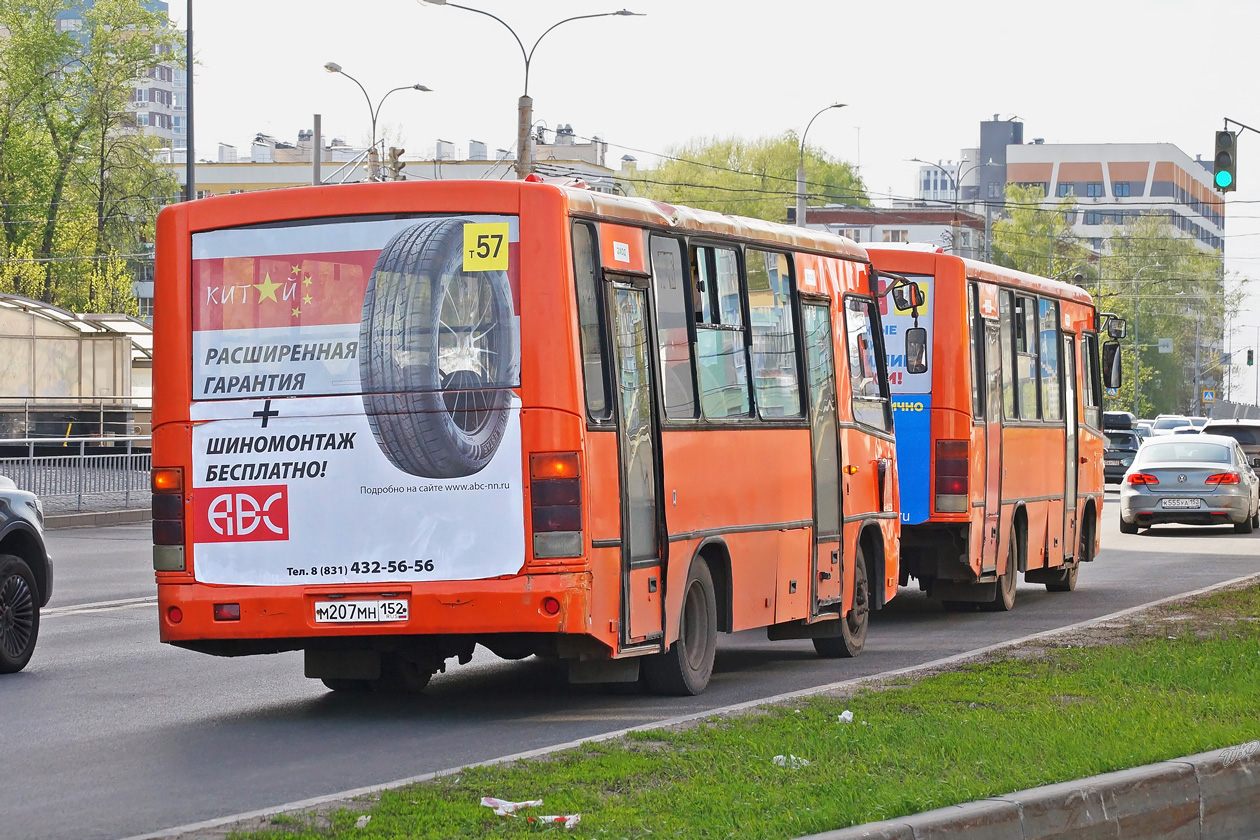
[
  {"left": 607, "top": 280, "right": 664, "bottom": 648},
  {"left": 1062, "top": 336, "right": 1079, "bottom": 559},
  {"left": 981, "top": 320, "right": 1003, "bottom": 575},
  {"left": 802, "top": 302, "right": 844, "bottom": 614}
]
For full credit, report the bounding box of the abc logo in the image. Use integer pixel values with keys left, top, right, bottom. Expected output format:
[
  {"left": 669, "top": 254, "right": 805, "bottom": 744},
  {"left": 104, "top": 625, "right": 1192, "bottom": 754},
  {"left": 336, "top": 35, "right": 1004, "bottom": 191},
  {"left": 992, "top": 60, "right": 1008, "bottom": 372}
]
[{"left": 195, "top": 485, "right": 289, "bottom": 543}]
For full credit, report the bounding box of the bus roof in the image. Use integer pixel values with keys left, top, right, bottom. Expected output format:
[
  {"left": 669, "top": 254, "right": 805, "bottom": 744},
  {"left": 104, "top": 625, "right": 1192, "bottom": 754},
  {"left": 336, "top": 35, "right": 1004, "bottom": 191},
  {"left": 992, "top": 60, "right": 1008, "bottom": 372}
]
[
  {"left": 865, "top": 246, "right": 1094, "bottom": 307},
  {"left": 563, "top": 187, "right": 869, "bottom": 263}
]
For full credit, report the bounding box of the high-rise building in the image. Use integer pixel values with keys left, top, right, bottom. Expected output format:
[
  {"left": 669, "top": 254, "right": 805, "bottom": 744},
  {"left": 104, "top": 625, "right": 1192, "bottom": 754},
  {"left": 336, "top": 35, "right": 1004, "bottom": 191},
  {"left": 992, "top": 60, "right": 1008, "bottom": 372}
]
[{"left": 55, "top": 1, "right": 184, "bottom": 149}]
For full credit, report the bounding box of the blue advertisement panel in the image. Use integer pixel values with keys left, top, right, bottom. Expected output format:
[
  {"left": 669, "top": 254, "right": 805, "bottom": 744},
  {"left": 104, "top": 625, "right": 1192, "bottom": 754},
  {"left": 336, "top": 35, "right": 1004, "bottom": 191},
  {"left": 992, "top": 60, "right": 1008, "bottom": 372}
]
[{"left": 892, "top": 394, "right": 931, "bottom": 524}]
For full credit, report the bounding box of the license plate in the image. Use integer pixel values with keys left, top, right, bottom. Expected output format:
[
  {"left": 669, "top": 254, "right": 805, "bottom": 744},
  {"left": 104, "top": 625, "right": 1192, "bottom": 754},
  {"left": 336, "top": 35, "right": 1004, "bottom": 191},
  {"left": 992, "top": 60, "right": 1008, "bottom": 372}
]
[
  {"left": 1160, "top": 498, "right": 1201, "bottom": 510},
  {"left": 1104, "top": 459, "right": 1121, "bottom": 466},
  {"left": 314, "top": 599, "right": 408, "bottom": 623}
]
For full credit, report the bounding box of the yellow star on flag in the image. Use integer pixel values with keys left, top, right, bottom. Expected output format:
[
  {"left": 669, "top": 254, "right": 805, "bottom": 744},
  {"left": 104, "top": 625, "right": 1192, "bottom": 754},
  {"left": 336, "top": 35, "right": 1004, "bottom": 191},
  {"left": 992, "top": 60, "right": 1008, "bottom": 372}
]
[
  {"left": 254, "top": 273, "right": 281, "bottom": 303},
  {"left": 291, "top": 264, "right": 302, "bottom": 275},
  {"left": 303, "top": 294, "right": 313, "bottom": 305},
  {"left": 291, "top": 307, "right": 301, "bottom": 317},
  {"left": 302, "top": 274, "right": 313, "bottom": 287}
]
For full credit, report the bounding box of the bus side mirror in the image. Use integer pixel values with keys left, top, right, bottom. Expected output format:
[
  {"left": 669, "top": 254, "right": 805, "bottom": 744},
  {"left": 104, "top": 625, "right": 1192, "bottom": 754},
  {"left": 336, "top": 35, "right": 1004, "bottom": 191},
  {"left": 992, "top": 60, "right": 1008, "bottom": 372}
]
[
  {"left": 905, "top": 326, "right": 928, "bottom": 374},
  {"left": 1102, "top": 340, "right": 1122, "bottom": 389},
  {"left": 1106, "top": 316, "right": 1127, "bottom": 339},
  {"left": 892, "top": 283, "right": 926, "bottom": 312}
]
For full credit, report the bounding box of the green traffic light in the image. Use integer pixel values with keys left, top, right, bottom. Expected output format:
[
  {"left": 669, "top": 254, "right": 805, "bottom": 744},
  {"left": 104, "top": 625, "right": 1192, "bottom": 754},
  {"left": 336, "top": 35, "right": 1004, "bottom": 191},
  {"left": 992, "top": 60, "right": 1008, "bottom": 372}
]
[{"left": 1216, "top": 169, "right": 1234, "bottom": 188}]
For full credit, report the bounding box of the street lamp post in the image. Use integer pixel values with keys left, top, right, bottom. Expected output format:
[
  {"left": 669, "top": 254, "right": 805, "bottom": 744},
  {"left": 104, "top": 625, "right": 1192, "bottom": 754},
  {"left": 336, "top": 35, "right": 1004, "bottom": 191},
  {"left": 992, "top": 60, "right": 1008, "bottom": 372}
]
[
  {"left": 324, "top": 62, "right": 430, "bottom": 182},
  {"left": 796, "top": 103, "right": 846, "bottom": 228},
  {"left": 910, "top": 157, "right": 995, "bottom": 257},
  {"left": 422, "top": 1, "right": 641, "bottom": 179},
  {"left": 1131, "top": 262, "right": 1161, "bottom": 415}
]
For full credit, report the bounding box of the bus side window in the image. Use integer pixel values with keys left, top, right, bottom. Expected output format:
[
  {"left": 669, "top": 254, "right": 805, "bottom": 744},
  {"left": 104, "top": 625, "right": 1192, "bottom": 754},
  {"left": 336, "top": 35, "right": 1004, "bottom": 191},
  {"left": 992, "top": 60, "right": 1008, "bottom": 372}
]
[
  {"left": 968, "top": 283, "right": 982, "bottom": 419},
  {"left": 746, "top": 248, "right": 802, "bottom": 418},
  {"left": 844, "top": 296, "right": 891, "bottom": 431},
  {"left": 651, "top": 235, "right": 697, "bottom": 420},
  {"left": 998, "top": 289, "right": 1016, "bottom": 420},
  {"left": 1014, "top": 295, "right": 1040, "bottom": 419},
  {"left": 1038, "top": 299, "right": 1061, "bottom": 422},
  {"left": 1081, "top": 333, "right": 1102, "bottom": 428},
  {"left": 691, "top": 244, "right": 751, "bottom": 419},
  {"left": 572, "top": 222, "right": 610, "bottom": 421}
]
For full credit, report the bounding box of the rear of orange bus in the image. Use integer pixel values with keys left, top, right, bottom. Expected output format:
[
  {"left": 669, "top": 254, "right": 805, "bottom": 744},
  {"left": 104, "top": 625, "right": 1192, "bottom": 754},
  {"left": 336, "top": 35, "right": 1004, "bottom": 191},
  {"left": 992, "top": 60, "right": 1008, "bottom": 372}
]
[{"left": 867, "top": 247, "right": 1104, "bottom": 606}]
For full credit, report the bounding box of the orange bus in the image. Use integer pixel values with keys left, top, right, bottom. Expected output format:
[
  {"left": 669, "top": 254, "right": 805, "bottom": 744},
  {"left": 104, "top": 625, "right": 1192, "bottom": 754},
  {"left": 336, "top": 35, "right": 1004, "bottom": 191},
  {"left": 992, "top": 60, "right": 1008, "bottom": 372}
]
[
  {"left": 150, "top": 179, "right": 905, "bottom": 696},
  {"left": 865, "top": 247, "right": 1105, "bottom": 610}
]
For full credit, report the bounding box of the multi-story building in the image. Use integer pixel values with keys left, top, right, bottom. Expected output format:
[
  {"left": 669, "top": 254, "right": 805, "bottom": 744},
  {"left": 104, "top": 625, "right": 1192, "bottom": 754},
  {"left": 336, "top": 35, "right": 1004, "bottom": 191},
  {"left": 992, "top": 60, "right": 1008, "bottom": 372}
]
[
  {"left": 1006, "top": 142, "right": 1224, "bottom": 255},
  {"left": 802, "top": 205, "right": 986, "bottom": 260},
  {"left": 55, "top": 1, "right": 184, "bottom": 149}
]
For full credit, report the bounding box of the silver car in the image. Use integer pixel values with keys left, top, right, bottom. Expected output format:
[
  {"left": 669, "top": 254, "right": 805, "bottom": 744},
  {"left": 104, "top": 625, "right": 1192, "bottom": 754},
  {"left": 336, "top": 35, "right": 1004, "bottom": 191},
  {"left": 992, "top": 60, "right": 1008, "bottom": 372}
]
[{"left": 1119, "top": 434, "right": 1260, "bottom": 535}]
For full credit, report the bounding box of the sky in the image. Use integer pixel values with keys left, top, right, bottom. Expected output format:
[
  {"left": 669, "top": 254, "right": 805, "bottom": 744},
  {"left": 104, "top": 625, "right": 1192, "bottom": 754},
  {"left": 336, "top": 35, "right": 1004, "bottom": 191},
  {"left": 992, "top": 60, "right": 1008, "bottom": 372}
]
[{"left": 166, "top": 0, "right": 1260, "bottom": 404}]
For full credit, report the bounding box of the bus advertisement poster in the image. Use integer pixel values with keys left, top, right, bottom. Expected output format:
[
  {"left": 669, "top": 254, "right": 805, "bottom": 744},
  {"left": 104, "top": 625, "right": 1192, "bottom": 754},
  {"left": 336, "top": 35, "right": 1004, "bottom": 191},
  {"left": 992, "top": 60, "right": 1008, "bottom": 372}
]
[
  {"left": 187, "top": 215, "right": 526, "bottom": 586},
  {"left": 892, "top": 394, "right": 931, "bottom": 524}
]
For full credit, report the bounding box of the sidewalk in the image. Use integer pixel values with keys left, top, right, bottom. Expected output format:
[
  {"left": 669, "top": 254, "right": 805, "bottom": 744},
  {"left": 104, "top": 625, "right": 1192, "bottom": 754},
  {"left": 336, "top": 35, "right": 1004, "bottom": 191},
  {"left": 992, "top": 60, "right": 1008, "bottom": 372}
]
[{"left": 44, "top": 507, "right": 149, "bottom": 529}]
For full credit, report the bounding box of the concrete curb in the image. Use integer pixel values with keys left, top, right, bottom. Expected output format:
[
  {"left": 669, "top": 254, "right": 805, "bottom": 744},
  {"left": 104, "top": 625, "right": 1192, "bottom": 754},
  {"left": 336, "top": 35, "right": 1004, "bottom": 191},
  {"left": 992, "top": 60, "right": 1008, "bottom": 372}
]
[
  {"left": 43, "top": 508, "right": 149, "bottom": 530},
  {"left": 797, "top": 744, "right": 1260, "bottom": 840}
]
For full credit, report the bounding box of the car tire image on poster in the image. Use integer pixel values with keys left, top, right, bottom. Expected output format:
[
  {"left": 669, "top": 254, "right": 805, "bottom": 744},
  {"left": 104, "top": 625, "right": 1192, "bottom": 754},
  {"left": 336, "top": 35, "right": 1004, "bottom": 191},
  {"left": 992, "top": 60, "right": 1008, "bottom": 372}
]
[{"left": 359, "top": 218, "right": 517, "bottom": 478}]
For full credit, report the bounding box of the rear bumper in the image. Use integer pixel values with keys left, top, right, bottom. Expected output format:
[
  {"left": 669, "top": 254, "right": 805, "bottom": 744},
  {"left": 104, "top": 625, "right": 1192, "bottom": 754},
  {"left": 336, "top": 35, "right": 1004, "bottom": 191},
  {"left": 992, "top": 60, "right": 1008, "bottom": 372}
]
[
  {"left": 1120, "top": 493, "right": 1250, "bottom": 526},
  {"left": 157, "top": 572, "right": 595, "bottom": 646}
]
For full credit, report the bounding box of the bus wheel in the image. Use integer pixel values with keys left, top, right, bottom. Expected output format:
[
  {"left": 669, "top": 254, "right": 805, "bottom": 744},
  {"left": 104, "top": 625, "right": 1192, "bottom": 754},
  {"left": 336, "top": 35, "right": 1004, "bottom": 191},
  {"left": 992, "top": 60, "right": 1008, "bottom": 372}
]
[
  {"left": 643, "top": 561, "right": 717, "bottom": 696},
  {"left": 0, "top": 555, "right": 39, "bottom": 673},
  {"left": 981, "top": 530, "right": 1018, "bottom": 612},
  {"left": 814, "top": 545, "right": 869, "bottom": 658},
  {"left": 1046, "top": 563, "right": 1078, "bottom": 593},
  {"left": 359, "top": 219, "right": 517, "bottom": 478},
  {"left": 321, "top": 678, "right": 372, "bottom": 692},
  {"left": 374, "top": 652, "right": 434, "bottom": 693}
]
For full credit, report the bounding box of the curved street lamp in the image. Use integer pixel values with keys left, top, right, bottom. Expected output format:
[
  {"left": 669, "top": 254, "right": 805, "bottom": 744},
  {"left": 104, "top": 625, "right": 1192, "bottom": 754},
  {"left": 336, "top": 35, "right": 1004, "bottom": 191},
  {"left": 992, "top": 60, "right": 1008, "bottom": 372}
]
[
  {"left": 324, "top": 62, "right": 431, "bottom": 182},
  {"left": 421, "top": 1, "right": 642, "bottom": 178},
  {"left": 796, "top": 103, "right": 846, "bottom": 228},
  {"left": 910, "top": 157, "right": 997, "bottom": 257}
]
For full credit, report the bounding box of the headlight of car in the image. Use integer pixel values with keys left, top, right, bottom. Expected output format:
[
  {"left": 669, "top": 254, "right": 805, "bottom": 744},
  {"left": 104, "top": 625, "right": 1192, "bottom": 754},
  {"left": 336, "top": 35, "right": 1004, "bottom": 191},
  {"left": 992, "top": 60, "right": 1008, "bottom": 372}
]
[{"left": 29, "top": 496, "right": 43, "bottom": 520}]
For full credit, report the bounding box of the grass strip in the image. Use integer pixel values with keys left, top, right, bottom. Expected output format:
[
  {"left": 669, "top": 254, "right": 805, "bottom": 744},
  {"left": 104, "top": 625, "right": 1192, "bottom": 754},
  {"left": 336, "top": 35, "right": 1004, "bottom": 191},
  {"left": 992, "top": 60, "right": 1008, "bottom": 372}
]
[{"left": 235, "top": 585, "right": 1260, "bottom": 840}]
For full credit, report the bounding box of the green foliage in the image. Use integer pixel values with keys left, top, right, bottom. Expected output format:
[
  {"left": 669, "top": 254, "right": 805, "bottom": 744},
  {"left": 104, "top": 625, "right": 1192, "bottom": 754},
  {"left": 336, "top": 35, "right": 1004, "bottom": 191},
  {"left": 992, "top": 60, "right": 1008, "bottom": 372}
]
[
  {"left": 0, "top": 0, "right": 181, "bottom": 311},
  {"left": 990, "top": 183, "right": 1091, "bottom": 278},
  {"left": 622, "top": 133, "right": 867, "bottom": 223}
]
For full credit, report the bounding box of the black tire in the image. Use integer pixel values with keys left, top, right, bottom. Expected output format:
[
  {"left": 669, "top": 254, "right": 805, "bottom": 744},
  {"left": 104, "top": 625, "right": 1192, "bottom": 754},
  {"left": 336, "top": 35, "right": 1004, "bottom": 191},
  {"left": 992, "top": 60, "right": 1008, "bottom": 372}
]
[
  {"left": 1049, "top": 518, "right": 1090, "bottom": 593},
  {"left": 0, "top": 555, "right": 39, "bottom": 674},
  {"left": 643, "top": 561, "right": 717, "bottom": 696},
  {"left": 1234, "top": 515, "right": 1254, "bottom": 535},
  {"left": 1252, "top": 509, "right": 1259, "bottom": 529},
  {"left": 359, "top": 219, "right": 518, "bottom": 478},
  {"left": 814, "top": 545, "right": 869, "bottom": 658},
  {"left": 1119, "top": 517, "right": 1139, "bottom": 535},
  {"left": 373, "top": 652, "right": 434, "bottom": 693},
  {"left": 981, "top": 528, "right": 1018, "bottom": 612}
]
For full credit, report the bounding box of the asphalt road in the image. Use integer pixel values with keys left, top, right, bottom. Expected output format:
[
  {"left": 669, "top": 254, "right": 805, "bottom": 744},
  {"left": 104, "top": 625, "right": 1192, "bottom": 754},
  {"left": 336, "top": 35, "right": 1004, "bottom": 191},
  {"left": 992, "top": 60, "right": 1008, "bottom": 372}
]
[{"left": 7, "top": 493, "right": 1258, "bottom": 840}]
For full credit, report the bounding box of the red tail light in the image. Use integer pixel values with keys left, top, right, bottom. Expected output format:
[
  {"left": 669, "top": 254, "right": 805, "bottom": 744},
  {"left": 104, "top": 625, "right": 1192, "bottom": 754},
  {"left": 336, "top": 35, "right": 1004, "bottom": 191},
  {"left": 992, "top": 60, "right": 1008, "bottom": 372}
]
[
  {"left": 934, "top": 439, "right": 969, "bottom": 513},
  {"left": 1206, "top": 473, "right": 1240, "bottom": 485},
  {"left": 151, "top": 467, "right": 185, "bottom": 547},
  {"left": 530, "top": 452, "right": 583, "bottom": 559},
  {"left": 1127, "top": 473, "right": 1160, "bottom": 485}
]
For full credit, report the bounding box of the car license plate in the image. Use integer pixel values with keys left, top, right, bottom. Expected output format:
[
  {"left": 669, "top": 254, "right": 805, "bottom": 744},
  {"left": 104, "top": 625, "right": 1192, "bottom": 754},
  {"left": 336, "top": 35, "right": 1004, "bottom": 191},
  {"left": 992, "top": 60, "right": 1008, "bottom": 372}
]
[
  {"left": 1160, "top": 498, "right": 1201, "bottom": 510},
  {"left": 1104, "top": 459, "right": 1121, "bottom": 466},
  {"left": 314, "top": 599, "right": 408, "bottom": 623}
]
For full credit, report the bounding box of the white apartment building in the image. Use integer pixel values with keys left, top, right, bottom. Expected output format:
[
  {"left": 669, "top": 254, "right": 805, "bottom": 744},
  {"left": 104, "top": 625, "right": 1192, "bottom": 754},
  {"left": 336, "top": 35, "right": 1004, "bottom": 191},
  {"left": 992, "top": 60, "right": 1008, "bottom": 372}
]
[{"left": 1006, "top": 142, "right": 1224, "bottom": 255}]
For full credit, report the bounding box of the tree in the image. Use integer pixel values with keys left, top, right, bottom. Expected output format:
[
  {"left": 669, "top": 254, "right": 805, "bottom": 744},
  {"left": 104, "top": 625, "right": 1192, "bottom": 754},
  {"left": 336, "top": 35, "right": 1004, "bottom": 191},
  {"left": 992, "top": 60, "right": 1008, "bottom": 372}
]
[
  {"left": 0, "top": 0, "right": 181, "bottom": 310},
  {"left": 622, "top": 133, "right": 866, "bottom": 223},
  {"left": 990, "top": 184, "right": 1091, "bottom": 278}
]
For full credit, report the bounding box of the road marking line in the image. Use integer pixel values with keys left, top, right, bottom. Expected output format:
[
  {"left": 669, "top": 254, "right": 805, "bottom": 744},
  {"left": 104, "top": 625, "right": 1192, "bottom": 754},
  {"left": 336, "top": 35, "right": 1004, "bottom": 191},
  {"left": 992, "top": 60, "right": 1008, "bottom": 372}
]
[
  {"left": 121, "top": 571, "right": 1260, "bottom": 840},
  {"left": 43, "top": 596, "right": 156, "bottom": 617}
]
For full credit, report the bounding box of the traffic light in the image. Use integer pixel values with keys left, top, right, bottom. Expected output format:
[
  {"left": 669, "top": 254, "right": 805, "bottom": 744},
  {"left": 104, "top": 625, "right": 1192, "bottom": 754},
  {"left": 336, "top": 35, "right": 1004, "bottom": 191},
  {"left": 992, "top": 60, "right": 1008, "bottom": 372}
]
[
  {"left": 387, "top": 147, "right": 406, "bottom": 181},
  {"left": 1249, "top": 348, "right": 1255, "bottom": 366},
  {"left": 1214, "top": 130, "right": 1238, "bottom": 192}
]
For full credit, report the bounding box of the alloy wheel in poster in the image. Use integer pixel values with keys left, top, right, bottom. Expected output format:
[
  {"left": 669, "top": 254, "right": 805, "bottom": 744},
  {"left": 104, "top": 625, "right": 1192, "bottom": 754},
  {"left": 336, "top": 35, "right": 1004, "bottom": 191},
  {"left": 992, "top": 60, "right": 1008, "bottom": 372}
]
[{"left": 189, "top": 215, "right": 524, "bottom": 586}]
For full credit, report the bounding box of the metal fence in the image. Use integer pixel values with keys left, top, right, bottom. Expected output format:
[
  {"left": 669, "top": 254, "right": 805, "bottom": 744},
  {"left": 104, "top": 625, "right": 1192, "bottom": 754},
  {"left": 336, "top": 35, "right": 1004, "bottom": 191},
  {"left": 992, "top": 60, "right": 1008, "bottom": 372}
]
[{"left": 0, "top": 437, "right": 151, "bottom": 514}]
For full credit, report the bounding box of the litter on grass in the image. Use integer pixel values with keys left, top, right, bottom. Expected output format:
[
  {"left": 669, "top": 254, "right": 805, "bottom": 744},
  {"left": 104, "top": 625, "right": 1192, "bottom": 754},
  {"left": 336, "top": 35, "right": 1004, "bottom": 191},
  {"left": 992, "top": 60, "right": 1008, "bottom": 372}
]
[
  {"left": 354, "top": 815, "right": 371, "bottom": 829},
  {"left": 772, "top": 754, "right": 811, "bottom": 769},
  {"left": 838, "top": 709, "right": 854, "bottom": 723},
  {"left": 480, "top": 796, "right": 580, "bottom": 828}
]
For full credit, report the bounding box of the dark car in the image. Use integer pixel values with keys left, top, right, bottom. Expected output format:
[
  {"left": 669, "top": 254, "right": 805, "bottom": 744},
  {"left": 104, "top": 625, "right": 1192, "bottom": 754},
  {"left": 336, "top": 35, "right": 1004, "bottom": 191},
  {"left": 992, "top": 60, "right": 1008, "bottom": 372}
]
[
  {"left": 1104, "top": 429, "right": 1141, "bottom": 483},
  {"left": 1201, "top": 420, "right": 1260, "bottom": 470},
  {"left": 0, "top": 476, "right": 52, "bottom": 673}
]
